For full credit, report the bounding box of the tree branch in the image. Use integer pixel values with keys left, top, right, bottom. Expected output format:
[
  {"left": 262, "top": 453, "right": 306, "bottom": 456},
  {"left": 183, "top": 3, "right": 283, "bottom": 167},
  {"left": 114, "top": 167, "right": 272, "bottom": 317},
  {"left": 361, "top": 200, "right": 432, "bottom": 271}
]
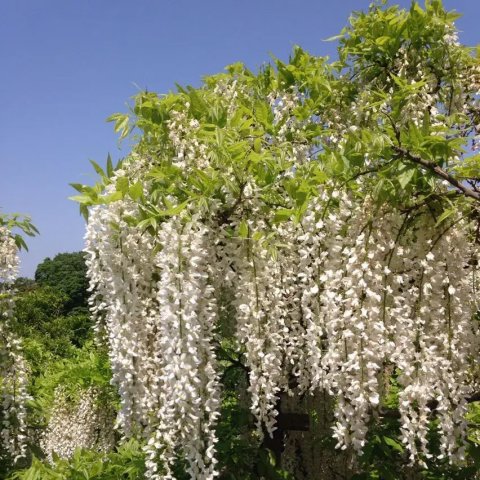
[{"left": 393, "top": 146, "right": 480, "bottom": 202}]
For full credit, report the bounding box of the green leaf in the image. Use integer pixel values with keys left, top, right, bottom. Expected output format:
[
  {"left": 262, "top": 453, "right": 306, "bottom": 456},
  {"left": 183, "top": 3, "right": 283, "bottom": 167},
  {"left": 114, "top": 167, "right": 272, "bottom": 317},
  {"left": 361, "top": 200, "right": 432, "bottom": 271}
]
[
  {"left": 79, "top": 204, "right": 89, "bottom": 221},
  {"left": 88, "top": 460, "right": 104, "bottom": 477},
  {"left": 390, "top": 73, "right": 407, "bottom": 88},
  {"left": 255, "top": 101, "right": 273, "bottom": 129},
  {"left": 157, "top": 200, "right": 189, "bottom": 217},
  {"left": 398, "top": 168, "right": 415, "bottom": 189},
  {"left": 273, "top": 208, "right": 294, "bottom": 224},
  {"left": 116, "top": 176, "right": 129, "bottom": 195},
  {"left": 435, "top": 207, "right": 455, "bottom": 227},
  {"left": 252, "top": 230, "right": 264, "bottom": 241},
  {"left": 189, "top": 89, "right": 208, "bottom": 118},
  {"left": 383, "top": 436, "right": 404, "bottom": 453},
  {"left": 70, "top": 183, "right": 86, "bottom": 193},
  {"left": 89, "top": 160, "right": 106, "bottom": 178},
  {"left": 276, "top": 61, "right": 295, "bottom": 87},
  {"left": 69, "top": 194, "right": 93, "bottom": 205},
  {"left": 411, "top": 2, "right": 424, "bottom": 16},
  {"left": 313, "top": 168, "right": 328, "bottom": 183},
  {"left": 375, "top": 36, "right": 390, "bottom": 46},
  {"left": 102, "top": 191, "right": 124, "bottom": 204},
  {"left": 129, "top": 182, "right": 143, "bottom": 201},
  {"left": 253, "top": 137, "right": 262, "bottom": 153},
  {"left": 238, "top": 220, "right": 249, "bottom": 238},
  {"left": 106, "top": 154, "right": 114, "bottom": 177},
  {"left": 107, "top": 113, "right": 130, "bottom": 139},
  {"left": 14, "top": 234, "right": 28, "bottom": 251}
]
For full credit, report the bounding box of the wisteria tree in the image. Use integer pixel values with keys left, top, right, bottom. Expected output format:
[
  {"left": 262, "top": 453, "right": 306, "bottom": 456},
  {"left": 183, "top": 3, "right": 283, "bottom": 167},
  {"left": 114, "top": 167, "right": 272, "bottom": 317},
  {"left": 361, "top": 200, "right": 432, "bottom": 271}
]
[{"left": 72, "top": 1, "right": 480, "bottom": 478}]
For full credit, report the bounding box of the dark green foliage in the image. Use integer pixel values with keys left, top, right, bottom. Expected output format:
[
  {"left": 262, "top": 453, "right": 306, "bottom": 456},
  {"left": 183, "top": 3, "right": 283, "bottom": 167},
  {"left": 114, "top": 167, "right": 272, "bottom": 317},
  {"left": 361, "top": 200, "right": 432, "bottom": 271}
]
[
  {"left": 37, "top": 343, "right": 114, "bottom": 401},
  {"left": 15, "top": 286, "right": 67, "bottom": 324},
  {"left": 13, "top": 285, "right": 92, "bottom": 363},
  {"left": 28, "top": 343, "right": 117, "bottom": 425},
  {"left": 350, "top": 404, "right": 480, "bottom": 479},
  {"left": 12, "top": 255, "right": 93, "bottom": 366},
  {"left": 1, "top": 255, "right": 107, "bottom": 479},
  {"left": 13, "top": 277, "right": 36, "bottom": 293},
  {"left": 34, "top": 252, "right": 89, "bottom": 312},
  {"left": 216, "top": 363, "right": 258, "bottom": 478}
]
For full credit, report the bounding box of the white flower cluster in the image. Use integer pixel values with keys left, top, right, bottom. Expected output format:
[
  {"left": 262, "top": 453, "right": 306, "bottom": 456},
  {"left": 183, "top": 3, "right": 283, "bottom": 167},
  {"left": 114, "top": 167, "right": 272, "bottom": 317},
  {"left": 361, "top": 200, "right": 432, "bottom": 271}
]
[
  {"left": 0, "top": 226, "right": 30, "bottom": 463},
  {"left": 40, "top": 386, "right": 115, "bottom": 462},
  {"left": 146, "top": 218, "right": 220, "bottom": 479},
  {"left": 86, "top": 198, "right": 157, "bottom": 436},
  {"left": 213, "top": 184, "right": 479, "bottom": 466},
  {"left": 230, "top": 223, "right": 287, "bottom": 436},
  {"left": 318, "top": 201, "right": 400, "bottom": 453},
  {"left": 167, "top": 109, "right": 208, "bottom": 171},
  {"left": 85, "top": 184, "right": 220, "bottom": 478},
  {"left": 390, "top": 219, "right": 477, "bottom": 465},
  {"left": 303, "top": 199, "right": 477, "bottom": 464},
  {"left": 84, "top": 78, "right": 479, "bottom": 477}
]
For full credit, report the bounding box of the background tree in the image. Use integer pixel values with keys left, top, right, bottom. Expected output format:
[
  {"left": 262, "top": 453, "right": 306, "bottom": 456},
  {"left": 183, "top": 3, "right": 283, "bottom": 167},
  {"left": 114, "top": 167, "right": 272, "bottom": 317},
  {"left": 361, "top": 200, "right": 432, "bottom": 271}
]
[
  {"left": 34, "top": 252, "right": 88, "bottom": 313},
  {"left": 12, "top": 278, "right": 36, "bottom": 294},
  {"left": 13, "top": 286, "right": 92, "bottom": 364}
]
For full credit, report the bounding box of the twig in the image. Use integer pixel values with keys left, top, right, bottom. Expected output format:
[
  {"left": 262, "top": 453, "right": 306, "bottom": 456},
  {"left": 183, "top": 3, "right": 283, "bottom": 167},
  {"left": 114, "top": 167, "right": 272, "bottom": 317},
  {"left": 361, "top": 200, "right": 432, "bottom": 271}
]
[{"left": 393, "top": 146, "right": 480, "bottom": 202}]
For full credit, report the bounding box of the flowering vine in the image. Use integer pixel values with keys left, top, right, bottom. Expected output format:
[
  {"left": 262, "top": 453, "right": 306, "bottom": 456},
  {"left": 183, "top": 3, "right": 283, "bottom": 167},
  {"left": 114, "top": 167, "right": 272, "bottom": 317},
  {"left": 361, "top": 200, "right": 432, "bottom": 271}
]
[{"left": 76, "top": 1, "right": 480, "bottom": 477}]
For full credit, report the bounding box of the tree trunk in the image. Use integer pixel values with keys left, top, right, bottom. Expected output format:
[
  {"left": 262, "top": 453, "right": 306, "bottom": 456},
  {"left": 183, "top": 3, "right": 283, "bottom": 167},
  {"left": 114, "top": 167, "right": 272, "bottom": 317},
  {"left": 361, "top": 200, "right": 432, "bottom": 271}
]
[{"left": 269, "top": 390, "right": 355, "bottom": 480}]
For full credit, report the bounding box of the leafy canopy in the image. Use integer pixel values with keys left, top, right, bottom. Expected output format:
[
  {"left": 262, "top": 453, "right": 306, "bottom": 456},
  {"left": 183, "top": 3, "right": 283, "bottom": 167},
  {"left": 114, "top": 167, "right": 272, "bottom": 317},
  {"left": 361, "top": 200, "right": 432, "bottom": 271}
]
[{"left": 73, "top": 0, "right": 480, "bottom": 236}]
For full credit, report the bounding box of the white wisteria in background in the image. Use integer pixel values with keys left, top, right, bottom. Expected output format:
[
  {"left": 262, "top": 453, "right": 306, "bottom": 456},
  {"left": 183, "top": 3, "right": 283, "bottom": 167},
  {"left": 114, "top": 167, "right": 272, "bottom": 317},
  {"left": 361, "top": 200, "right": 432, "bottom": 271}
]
[
  {"left": 0, "top": 226, "right": 29, "bottom": 464},
  {"left": 40, "top": 386, "right": 116, "bottom": 462}
]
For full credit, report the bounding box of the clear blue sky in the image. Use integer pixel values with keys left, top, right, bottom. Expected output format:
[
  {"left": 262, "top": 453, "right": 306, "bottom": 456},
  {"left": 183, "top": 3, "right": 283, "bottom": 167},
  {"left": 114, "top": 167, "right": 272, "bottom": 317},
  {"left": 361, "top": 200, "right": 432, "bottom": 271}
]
[{"left": 1, "top": 0, "right": 478, "bottom": 277}]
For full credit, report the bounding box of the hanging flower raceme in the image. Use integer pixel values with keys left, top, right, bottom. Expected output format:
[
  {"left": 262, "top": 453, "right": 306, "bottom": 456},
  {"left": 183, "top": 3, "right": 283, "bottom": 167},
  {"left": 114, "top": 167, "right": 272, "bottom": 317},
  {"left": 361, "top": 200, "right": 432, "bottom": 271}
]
[
  {"left": 85, "top": 159, "right": 221, "bottom": 479},
  {"left": 231, "top": 220, "right": 288, "bottom": 437},
  {"left": 389, "top": 217, "right": 479, "bottom": 465},
  {"left": 0, "top": 226, "right": 30, "bottom": 464},
  {"left": 144, "top": 217, "right": 220, "bottom": 480},
  {"left": 86, "top": 199, "right": 159, "bottom": 437}
]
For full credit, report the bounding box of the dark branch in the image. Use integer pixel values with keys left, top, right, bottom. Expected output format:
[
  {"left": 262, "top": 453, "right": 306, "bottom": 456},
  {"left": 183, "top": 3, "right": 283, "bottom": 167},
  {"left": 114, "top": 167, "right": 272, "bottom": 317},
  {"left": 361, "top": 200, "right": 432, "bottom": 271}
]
[{"left": 393, "top": 146, "right": 480, "bottom": 202}]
